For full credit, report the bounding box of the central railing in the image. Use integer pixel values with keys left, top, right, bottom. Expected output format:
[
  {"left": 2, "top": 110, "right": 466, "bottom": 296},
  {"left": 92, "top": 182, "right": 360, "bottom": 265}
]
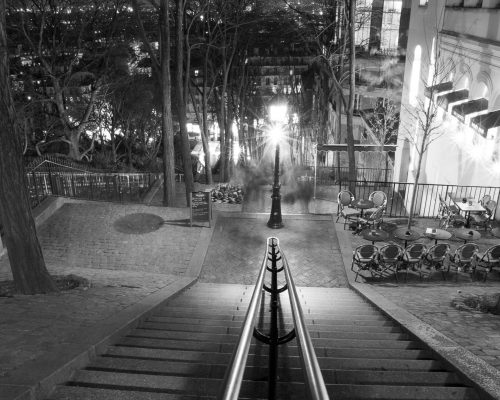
[{"left": 219, "top": 237, "right": 329, "bottom": 400}]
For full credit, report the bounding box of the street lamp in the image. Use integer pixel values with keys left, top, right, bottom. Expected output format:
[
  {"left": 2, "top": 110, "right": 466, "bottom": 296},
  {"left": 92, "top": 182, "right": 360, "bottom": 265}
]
[{"left": 267, "top": 103, "right": 287, "bottom": 229}]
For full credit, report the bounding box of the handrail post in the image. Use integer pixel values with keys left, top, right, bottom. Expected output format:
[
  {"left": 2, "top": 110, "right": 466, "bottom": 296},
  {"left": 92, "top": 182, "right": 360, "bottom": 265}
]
[{"left": 268, "top": 239, "right": 279, "bottom": 400}]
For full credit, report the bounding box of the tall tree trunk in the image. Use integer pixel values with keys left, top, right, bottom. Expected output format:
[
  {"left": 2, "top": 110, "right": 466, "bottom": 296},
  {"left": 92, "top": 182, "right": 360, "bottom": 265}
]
[
  {"left": 160, "top": 0, "right": 176, "bottom": 206},
  {"left": 0, "top": 0, "right": 58, "bottom": 294},
  {"left": 346, "top": 0, "right": 357, "bottom": 194},
  {"left": 176, "top": 0, "right": 194, "bottom": 204}
]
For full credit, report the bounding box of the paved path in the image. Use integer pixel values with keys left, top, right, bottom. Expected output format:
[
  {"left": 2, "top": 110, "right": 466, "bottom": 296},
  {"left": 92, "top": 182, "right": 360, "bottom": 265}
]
[{"left": 200, "top": 213, "right": 347, "bottom": 287}]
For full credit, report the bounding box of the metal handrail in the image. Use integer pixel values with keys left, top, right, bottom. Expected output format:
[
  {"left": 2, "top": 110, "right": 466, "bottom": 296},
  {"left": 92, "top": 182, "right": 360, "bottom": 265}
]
[
  {"left": 219, "top": 237, "right": 329, "bottom": 400},
  {"left": 282, "top": 249, "right": 330, "bottom": 399}
]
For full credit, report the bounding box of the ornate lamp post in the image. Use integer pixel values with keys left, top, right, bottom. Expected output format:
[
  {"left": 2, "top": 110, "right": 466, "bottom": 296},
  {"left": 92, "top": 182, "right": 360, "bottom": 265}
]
[{"left": 267, "top": 102, "right": 287, "bottom": 229}]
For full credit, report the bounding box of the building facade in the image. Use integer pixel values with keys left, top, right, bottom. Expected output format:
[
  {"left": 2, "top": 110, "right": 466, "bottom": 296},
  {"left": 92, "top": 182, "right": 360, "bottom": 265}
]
[{"left": 395, "top": 0, "right": 500, "bottom": 189}]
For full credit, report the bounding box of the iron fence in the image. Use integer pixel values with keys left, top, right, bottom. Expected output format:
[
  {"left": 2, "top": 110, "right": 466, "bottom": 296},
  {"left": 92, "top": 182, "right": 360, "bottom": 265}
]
[
  {"left": 27, "top": 171, "right": 160, "bottom": 208},
  {"left": 338, "top": 179, "right": 500, "bottom": 219},
  {"left": 310, "top": 166, "right": 393, "bottom": 185}
]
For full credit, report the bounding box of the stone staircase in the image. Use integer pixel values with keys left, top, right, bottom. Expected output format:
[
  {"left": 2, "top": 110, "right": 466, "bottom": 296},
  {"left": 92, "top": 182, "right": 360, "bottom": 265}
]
[{"left": 47, "top": 283, "right": 482, "bottom": 400}]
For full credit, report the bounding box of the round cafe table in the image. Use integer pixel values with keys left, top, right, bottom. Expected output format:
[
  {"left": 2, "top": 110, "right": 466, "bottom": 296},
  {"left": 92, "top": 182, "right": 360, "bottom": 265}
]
[
  {"left": 361, "top": 228, "right": 389, "bottom": 245},
  {"left": 454, "top": 228, "right": 481, "bottom": 243},
  {"left": 393, "top": 227, "right": 422, "bottom": 247},
  {"left": 352, "top": 199, "right": 374, "bottom": 217},
  {"left": 424, "top": 228, "right": 452, "bottom": 245}
]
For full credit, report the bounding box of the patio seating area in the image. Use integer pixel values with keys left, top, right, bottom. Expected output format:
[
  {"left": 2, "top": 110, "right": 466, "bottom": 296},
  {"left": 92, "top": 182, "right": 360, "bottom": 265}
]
[
  {"left": 336, "top": 188, "right": 500, "bottom": 284},
  {"left": 346, "top": 215, "right": 500, "bottom": 283}
]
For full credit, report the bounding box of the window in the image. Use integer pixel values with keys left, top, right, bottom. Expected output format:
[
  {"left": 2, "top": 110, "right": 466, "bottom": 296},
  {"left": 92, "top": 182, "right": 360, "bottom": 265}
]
[
  {"left": 409, "top": 45, "right": 422, "bottom": 107},
  {"left": 355, "top": 0, "right": 373, "bottom": 50},
  {"left": 380, "top": 0, "right": 402, "bottom": 51},
  {"left": 419, "top": 0, "right": 428, "bottom": 5}
]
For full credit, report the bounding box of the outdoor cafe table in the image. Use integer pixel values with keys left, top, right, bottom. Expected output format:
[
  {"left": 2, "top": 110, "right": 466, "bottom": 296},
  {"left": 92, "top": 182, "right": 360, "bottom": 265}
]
[
  {"left": 352, "top": 199, "right": 374, "bottom": 217},
  {"left": 424, "top": 228, "right": 452, "bottom": 245},
  {"left": 393, "top": 227, "right": 422, "bottom": 247},
  {"left": 450, "top": 198, "right": 486, "bottom": 228},
  {"left": 361, "top": 228, "right": 389, "bottom": 245},
  {"left": 453, "top": 228, "right": 481, "bottom": 243}
]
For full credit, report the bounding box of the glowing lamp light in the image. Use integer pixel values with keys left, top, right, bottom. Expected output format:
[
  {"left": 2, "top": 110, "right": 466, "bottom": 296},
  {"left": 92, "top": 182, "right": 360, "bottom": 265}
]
[
  {"left": 269, "top": 126, "right": 283, "bottom": 145},
  {"left": 269, "top": 104, "right": 288, "bottom": 123}
]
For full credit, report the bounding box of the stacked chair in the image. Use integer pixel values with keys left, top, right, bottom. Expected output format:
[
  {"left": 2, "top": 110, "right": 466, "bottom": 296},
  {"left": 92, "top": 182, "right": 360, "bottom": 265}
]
[
  {"left": 471, "top": 200, "right": 496, "bottom": 231},
  {"left": 437, "top": 195, "right": 465, "bottom": 229}
]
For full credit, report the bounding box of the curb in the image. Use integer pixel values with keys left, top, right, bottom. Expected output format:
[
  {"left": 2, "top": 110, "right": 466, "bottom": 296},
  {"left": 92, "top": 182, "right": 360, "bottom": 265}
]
[{"left": 333, "top": 221, "right": 500, "bottom": 400}]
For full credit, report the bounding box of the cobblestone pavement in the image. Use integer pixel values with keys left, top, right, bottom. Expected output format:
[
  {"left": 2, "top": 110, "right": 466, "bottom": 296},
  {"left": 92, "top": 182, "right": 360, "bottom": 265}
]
[{"left": 200, "top": 214, "right": 347, "bottom": 287}]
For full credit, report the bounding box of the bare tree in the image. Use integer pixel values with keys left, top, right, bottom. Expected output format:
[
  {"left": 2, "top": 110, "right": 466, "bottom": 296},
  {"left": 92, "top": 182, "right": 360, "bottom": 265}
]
[
  {"left": 132, "top": 0, "right": 176, "bottom": 206},
  {"left": 0, "top": 0, "right": 58, "bottom": 294},
  {"left": 10, "top": 0, "right": 130, "bottom": 161},
  {"left": 402, "top": 41, "right": 454, "bottom": 230}
]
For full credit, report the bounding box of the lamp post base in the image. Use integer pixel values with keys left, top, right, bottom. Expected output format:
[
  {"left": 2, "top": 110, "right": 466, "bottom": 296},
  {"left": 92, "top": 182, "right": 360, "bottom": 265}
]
[{"left": 267, "top": 185, "right": 283, "bottom": 229}]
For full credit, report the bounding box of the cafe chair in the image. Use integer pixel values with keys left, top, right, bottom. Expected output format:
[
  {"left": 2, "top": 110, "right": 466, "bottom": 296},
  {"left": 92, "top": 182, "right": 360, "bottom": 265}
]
[
  {"left": 336, "top": 190, "right": 360, "bottom": 230},
  {"left": 378, "top": 244, "right": 404, "bottom": 282},
  {"left": 448, "top": 243, "right": 479, "bottom": 281},
  {"left": 400, "top": 243, "right": 427, "bottom": 281},
  {"left": 355, "top": 205, "right": 385, "bottom": 233},
  {"left": 479, "top": 194, "right": 491, "bottom": 206},
  {"left": 471, "top": 200, "right": 496, "bottom": 231},
  {"left": 437, "top": 193, "right": 459, "bottom": 216},
  {"left": 438, "top": 202, "right": 465, "bottom": 230},
  {"left": 365, "top": 191, "right": 388, "bottom": 216},
  {"left": 352, "top": 244, "right": 379, "bottom": 282},
  {"left": 422, "top": 243, "right": 451, "bottom": 280},
  {"left": 473, "top": 244, "right": 500, "bottom": 282}
]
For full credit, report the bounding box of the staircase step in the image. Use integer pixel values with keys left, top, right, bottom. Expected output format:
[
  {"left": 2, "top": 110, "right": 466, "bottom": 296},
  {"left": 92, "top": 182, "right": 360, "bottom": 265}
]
[
  {"left": 130, "top": 327, "right": 409, "bottom": 342},
  {"left": 48, "top": 386, "right": 211, "bottom": 400},
  {"left": 153, "top": 307, "right": 382, "bottom": 320},
  {"left": 325, "top": 384, "right": 480, "bottom": 400},
  {"left": 91, "top": 353, "right": 445, "bottom": 372},
  {"left": 145, "top": 314, "right": 388, "bottom": 327},
  {"left": 139, "top": 318, "right": 398, "bottom": 334},
  {"left": 121, "top": 334, "right": 420, "bottom": 351},
  {"left": 105, "top": 345, "right": 436, "bottom": 365},
  {"left": 67, "top": 370, "right": 221, "bottom": 396},
  {"left": 86, "top": 356, "right": 460, "bottom": 386}
]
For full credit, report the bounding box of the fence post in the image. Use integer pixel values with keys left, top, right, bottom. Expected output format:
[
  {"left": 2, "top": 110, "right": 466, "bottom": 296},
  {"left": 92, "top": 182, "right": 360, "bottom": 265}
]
[{"left": 32, "top": 170, "right": 40, "bottom": 207}]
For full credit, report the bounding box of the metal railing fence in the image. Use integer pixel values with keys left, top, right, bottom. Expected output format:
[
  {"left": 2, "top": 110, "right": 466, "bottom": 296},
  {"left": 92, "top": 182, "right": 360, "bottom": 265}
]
[
  {"left": 306, "top": 166, "right": 393, "bottom": 185},
  {"left": 338, "top": 179, "right": 500, "bottom": 219},
  {"left": 27, "top": 171, "right": 160, "bottom": 208}
]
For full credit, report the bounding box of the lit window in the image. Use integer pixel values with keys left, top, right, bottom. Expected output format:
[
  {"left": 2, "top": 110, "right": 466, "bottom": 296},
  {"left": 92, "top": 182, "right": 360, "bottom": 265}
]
[
  {"left": 419, "top": 0, "right": 428, "bottom": 5},
  {"left": 409, "top": 45, "right": 422, "bottom": 107}
]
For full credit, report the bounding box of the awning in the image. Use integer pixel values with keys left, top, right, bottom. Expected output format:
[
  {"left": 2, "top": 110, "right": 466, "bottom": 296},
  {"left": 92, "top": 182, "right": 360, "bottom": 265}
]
[
  {"left": 437, "top": 89, "right": 469, "bottom": 110},
  {"left": 424, "top": 81, "right": 453, "bottom": 98},
  {"left": 318, "top": 144, "right": 397, "bottom": 152},
  {"left": 470, "top": 110, "right": 500, "bottom": 137},
  {"left": 451, "top": 98, "right": 488, "bottom": 122}
]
